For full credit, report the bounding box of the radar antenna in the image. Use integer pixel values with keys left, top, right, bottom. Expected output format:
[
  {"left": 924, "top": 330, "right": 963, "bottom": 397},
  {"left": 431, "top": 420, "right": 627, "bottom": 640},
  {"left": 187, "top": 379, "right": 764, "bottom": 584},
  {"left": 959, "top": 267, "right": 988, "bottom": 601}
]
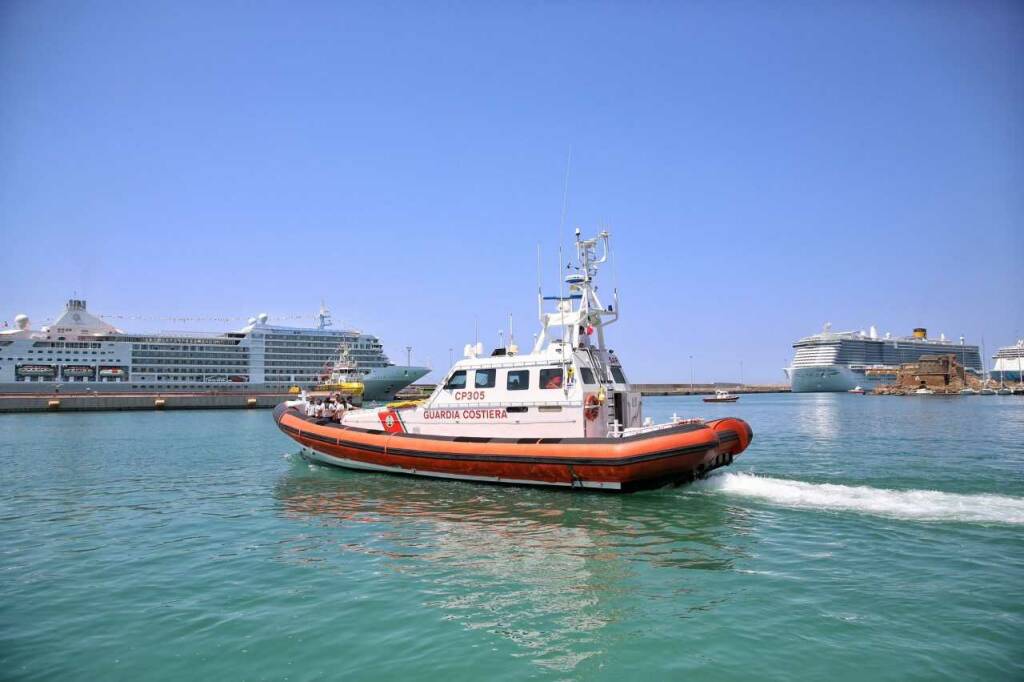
[{"left": 317, "top": 300, "right": 333, "bottom": 330}]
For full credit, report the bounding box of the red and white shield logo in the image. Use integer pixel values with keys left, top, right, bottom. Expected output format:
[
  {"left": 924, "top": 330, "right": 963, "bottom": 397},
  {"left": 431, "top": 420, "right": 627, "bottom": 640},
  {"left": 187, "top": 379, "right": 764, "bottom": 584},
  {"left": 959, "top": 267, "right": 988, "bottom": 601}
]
[{"left": 377, "top": 408, "right": 405, "bottom": 433}]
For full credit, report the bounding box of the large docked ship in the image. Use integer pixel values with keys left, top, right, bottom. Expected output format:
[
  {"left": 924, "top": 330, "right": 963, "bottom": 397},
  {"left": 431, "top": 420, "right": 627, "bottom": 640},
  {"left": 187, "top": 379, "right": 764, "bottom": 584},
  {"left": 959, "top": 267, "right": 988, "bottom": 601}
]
[
  {"left": 0, "top": 300, "right": 429, "bottom": 401},
  {"left": 785, "top": 323, "right": 982, "bottom": 393},
  {"left": 990, "top": 339, "right": 1024, "bottom": 385}
]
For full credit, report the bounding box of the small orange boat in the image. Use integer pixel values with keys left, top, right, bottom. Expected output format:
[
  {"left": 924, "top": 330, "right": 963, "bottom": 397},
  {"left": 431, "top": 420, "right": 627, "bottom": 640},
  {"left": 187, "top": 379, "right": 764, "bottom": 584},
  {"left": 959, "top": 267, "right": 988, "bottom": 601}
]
[
  {"left": 274, "top": 229, "right": 752, "bottom": 492},
  {"left": 274, "top": 404, "right": 751, "bottom": 492}
]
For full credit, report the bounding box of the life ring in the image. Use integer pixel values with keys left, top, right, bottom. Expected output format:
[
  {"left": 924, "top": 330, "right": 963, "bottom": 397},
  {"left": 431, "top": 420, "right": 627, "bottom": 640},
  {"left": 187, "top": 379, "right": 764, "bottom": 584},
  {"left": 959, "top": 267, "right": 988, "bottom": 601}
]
[{"left": 584, "top": 394, "right": 600, "bottom": 421}]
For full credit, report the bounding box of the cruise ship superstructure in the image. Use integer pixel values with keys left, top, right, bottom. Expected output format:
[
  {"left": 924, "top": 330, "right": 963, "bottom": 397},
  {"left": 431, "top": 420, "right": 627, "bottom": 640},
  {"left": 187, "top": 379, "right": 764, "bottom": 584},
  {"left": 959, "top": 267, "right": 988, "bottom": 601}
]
[
  {"left": 785, "top": 323, "right": 982, "bottom": 393},
  {"left": 0, "top": 300, "right": 429, "bottom": 401},
  {"left": 990, "top": 339, "right": 1024, "bottom": 385}
]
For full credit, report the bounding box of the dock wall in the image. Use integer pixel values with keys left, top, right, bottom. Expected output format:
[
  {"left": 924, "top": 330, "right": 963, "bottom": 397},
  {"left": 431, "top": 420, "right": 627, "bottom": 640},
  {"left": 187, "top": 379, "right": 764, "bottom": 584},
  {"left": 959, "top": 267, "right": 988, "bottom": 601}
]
[{"left": 0, "top": 392, "right": 294, "bottom": 414}]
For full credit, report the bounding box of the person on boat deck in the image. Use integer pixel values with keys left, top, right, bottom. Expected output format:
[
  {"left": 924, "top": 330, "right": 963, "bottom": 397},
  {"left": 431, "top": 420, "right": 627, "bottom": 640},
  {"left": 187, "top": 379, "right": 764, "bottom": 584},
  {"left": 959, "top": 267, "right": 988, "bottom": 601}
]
[
  {"left": 304, "top": 399, "right": 316, "bottom": 417},
  {"left": 314, "top": 399, "right": 325, "bottom": 419}
]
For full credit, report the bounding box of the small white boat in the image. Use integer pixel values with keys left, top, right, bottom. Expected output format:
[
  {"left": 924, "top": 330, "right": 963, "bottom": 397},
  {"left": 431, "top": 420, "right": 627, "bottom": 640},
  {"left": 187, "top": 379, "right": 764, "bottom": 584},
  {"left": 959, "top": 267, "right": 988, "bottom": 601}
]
[
  {"left": 703, "top": 390, "right": 740, "bottom": 403},
  {"left": 979, "top": 388, "right": 996, "bottom": 395},
  {"left": 848, "top": 386, "right": 865, "bottom": 394},
  {"left": 997, "top": 388, "right": 1012, "bottom": 395},
  {"left": 914, "top": 387, "right": 935, "bottom": 395},
  {"left": 959, "top": 388, "right": 978, "bottom": 395}
]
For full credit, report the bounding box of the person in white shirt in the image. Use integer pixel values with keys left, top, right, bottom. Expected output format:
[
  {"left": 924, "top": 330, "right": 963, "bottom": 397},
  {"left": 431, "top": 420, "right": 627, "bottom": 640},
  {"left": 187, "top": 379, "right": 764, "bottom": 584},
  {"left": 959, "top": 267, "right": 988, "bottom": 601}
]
[{"left": 305, "top": 399, "right": 315, "bottom": 417}]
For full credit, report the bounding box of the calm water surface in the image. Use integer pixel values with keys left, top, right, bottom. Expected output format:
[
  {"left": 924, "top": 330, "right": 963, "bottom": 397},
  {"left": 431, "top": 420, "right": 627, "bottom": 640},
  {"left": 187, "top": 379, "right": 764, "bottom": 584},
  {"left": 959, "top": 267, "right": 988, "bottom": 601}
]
[{"left": 1, "top": 395, "right": 1022, "bottom": 680}]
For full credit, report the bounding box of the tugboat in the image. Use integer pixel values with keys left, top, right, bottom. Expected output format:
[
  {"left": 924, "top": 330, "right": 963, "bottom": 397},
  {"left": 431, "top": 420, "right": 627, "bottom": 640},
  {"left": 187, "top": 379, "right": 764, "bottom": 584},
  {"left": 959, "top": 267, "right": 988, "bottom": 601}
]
[
  {"left": 311, "top": 348, "right": 365, "bottom": 406},
  {"left": 274, "top": 230, "right": 753, "bottom": 492}
]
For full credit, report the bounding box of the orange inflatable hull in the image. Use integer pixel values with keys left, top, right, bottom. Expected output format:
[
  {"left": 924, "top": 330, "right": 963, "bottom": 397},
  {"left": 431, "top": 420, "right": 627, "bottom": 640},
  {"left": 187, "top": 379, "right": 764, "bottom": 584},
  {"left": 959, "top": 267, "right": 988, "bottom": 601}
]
[{"left": 274, "top": 404, "right": 752, "bottom": 492}]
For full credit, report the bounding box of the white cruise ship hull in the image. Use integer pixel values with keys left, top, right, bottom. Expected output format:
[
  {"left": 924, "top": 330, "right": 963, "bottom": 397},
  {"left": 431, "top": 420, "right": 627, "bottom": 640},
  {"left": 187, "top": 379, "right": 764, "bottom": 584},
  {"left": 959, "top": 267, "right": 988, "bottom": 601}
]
[
  {"left": 787, "top": 365, "right": 883, "bottom": 393},
  {"left": 0, "top": 369, "right": 429, "bottom": 401}
]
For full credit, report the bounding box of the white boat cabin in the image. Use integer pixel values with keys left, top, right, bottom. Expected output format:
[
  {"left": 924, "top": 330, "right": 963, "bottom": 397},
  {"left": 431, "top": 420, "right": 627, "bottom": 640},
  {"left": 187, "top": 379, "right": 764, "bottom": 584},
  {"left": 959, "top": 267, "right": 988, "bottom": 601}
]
[{"left": 339, "top": 230, "right": 644, "bottom": 439}]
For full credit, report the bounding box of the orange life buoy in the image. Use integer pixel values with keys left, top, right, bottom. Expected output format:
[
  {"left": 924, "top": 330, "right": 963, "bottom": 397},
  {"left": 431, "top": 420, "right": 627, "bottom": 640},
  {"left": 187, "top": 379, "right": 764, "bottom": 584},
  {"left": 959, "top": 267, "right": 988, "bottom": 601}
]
[{"left": 584, "top": 394, "right": 600, "bottom": 421}]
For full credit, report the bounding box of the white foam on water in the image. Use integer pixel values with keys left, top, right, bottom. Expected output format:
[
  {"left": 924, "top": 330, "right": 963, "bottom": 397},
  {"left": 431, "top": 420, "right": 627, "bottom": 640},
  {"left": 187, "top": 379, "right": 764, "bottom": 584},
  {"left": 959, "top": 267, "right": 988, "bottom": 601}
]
[{"left": 698, "top": 473, "right": 1024, "bottom": 524}]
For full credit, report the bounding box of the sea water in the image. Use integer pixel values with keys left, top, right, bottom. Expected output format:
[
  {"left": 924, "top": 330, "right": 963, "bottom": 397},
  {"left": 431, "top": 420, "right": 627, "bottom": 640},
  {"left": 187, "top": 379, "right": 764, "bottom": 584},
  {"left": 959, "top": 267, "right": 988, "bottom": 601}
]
[{"left": 1, "top": 394, "right": 1021, "bottom": 680}]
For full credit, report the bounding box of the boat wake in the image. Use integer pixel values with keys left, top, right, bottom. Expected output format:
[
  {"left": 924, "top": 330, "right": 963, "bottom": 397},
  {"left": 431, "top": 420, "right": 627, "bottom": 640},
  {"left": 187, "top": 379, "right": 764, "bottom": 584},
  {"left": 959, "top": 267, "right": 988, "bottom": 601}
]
[{"left": 698, "top": 473, "right": 1024, "bottom": 524}]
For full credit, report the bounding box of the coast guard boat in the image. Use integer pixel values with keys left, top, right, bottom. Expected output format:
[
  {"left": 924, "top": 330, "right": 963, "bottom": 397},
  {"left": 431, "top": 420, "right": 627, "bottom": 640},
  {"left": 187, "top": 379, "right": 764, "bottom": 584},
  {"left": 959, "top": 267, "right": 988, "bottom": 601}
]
[{"left": 274, "top": 230, "right": 752, "bottom": 492}]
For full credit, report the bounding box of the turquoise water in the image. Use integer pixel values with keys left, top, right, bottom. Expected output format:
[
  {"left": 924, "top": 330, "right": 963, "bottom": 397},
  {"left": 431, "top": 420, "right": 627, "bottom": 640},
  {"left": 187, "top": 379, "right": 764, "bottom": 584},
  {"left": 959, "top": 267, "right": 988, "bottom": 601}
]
[{"left": 1, "top": 395, "right": 1022, "bottom": 680}]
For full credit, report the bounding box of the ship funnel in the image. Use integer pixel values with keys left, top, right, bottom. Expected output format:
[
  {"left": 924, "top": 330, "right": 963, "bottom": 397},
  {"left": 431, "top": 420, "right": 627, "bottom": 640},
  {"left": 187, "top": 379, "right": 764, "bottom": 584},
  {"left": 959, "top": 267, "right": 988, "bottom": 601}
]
[
  {"left": 15, "top": 314, "right": 29, "bottom": 330},
  {"left": 913, "top": 327, "right": 927, "bottom": 339},
  {"left": 869, "top": 325, "right": 878, "bottom": 339}
]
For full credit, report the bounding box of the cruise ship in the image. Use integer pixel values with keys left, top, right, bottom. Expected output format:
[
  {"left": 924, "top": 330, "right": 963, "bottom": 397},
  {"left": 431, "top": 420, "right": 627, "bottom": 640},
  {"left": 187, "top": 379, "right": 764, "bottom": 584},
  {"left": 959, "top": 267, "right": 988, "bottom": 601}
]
[
  {"left": 990, "top": 339, "right": 1024, "bottom": 385},
  {"left": 0, "top": 300, "right": 430, "bottom": 401},
  {"left": 785, "top": 323, "right": 982, "bottom": 393}
]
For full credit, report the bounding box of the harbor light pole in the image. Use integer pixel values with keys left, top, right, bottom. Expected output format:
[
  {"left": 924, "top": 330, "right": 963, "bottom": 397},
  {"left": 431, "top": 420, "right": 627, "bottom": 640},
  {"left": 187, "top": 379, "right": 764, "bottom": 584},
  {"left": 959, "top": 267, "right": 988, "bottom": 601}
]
[
  {"left": 689, "top": 355, "right": 694, "bottom": 394},
  {"left": 740, "top": 360, "right": 744, "bottom": 387},
  {"left": 449, "top": 347, "right": 453, "bottom": 366},
  {"left": 406, "top": 346, "right": 412, "bottom": 367}
]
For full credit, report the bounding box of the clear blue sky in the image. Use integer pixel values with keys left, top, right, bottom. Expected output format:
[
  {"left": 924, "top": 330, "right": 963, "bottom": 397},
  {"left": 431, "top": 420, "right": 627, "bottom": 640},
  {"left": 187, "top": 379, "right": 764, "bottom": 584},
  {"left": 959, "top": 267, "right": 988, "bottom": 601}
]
[{"left": 2, "top": 1, "right": 1021, "bottom": 383}]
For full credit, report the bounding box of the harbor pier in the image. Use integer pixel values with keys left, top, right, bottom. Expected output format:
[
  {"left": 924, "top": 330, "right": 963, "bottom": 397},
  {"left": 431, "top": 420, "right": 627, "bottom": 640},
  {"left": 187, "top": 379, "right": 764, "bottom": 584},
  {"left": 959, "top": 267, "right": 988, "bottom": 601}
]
[{"left": 0, "top": 391, "right": 295, "bottom": 414}]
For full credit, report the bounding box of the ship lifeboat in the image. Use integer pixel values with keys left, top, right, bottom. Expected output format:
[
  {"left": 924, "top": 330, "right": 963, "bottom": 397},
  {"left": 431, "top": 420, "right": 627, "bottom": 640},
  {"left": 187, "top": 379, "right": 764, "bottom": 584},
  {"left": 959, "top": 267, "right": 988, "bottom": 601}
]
[
  {"left": 274, "top": 404, "right": 752, "bottom": 492},
  {"left": 16, "top": 364, "right": 57, "bottom": 377},
  {"left": 62, "top": 365, "right": 96, "bottom": 378}
]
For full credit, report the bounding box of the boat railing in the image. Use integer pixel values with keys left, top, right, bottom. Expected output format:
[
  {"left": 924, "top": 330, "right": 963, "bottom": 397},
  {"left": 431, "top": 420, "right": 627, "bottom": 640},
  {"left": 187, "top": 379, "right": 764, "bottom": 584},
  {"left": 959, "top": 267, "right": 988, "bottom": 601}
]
[
  {"left": 424, "top": 399, "right": 585, "bottom": 409},
  {"left": 621, "top": 416, "right": 705, "bottom": 438}
]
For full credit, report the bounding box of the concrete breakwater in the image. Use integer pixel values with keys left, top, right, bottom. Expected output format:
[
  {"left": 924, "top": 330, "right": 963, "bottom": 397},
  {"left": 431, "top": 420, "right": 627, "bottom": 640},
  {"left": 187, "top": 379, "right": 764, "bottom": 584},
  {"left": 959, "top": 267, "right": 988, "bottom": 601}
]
[
  {"left": 634, "top": 384, "right": 790, "bottom": 396},
  {"left": 0, "top": 392, "right": 294, "bottom": 413}
]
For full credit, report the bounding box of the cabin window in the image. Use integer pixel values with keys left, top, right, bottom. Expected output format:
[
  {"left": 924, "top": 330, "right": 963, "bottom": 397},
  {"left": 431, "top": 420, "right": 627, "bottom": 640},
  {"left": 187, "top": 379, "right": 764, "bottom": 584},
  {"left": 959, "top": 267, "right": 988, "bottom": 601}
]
[
  {"left": 507, "top": 370, "right": 529, "bottom": 391},
  {"left": 611, "top": 366, "right": 627, "bottom": 384},
  {"left": 474, "top": 368, "right": 496, "bottom": 388},
  {"left": 540, "top": 368, "right": 563, "bottom": 389},
  {"left": 579, "top": 367, "right": 595, "bottom": 385},
  {"left": 444, "top": 370, "right": 467, "bottom": 390}
]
